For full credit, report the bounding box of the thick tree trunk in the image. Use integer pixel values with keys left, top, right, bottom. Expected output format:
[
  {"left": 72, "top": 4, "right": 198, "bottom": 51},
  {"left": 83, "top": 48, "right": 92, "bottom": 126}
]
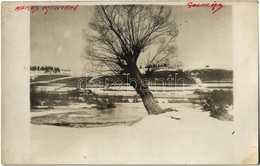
[
  {"left": 137, "top": 89, "right": 164, "bottom": 115},
  {"left": 127, "top": 62, "right": 165, "bottom": 115}
]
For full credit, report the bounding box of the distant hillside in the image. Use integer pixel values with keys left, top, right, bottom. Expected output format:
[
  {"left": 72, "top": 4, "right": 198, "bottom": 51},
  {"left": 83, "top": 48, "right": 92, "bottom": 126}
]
[
  {"left": 31, "top": 75, "right": 69, "bottom": 82},
  {"left": 91, "top": 70, "right": 196, "bottom": 85},
  {"left": 30, "top": 68, "right": 233, "bottom": 87},
  {"left": 52, "top": 77, "right": 92, "bottom": 87},
  {"left": 186, "top": 69, "right": 233, "bottom": 82},
  {"left": 92, "top": 68, "right": 233, "bottom": 85}
]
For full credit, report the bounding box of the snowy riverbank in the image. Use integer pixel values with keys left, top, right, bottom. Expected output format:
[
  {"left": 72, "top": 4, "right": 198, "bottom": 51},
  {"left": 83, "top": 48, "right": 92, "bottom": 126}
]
[{"left": 31, "top": 103, "right": 257, "bottom": 164}]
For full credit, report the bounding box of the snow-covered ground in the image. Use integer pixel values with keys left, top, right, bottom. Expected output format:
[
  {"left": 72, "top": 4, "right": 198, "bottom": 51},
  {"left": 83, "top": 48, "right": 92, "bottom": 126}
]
[
  {"left": 35, "top": 82, "right": 232, "bottom": 92},
  {"left": 30, "top": 102, "right": 257, "bottom": 164}
]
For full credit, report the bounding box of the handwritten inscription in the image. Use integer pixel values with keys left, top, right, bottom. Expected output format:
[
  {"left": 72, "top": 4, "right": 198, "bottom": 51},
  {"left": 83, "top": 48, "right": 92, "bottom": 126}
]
[
  {"left": 15, "top": 4, "right": 79, "bottom": 15},
  {"left": 187, "top": 1, "right": 223, "bottom": 13}
]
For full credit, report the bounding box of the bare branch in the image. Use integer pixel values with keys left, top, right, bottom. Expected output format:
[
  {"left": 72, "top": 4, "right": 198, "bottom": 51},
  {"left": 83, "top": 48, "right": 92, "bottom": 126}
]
[{"left": 84, "top": 5, "right": 179, "bottom": 76}]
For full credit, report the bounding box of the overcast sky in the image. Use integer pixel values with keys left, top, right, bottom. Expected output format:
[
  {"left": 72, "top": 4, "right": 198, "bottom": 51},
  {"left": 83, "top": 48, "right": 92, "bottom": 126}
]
[{"left": 31, "top": 5, "right": 232, "bottom": 75}]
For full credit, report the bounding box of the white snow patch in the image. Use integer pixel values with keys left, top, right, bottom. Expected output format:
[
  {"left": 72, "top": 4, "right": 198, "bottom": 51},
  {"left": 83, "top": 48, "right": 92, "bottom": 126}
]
[{"left": 30, "top": 103, "right": 256, "bottom": 164}]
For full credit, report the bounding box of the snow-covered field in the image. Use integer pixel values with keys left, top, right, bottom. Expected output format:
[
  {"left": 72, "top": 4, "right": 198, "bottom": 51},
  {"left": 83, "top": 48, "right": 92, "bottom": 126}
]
[
  {"left": 35, "top": 83, "right": 232, "bottom": 93},
  {"left": 30, "top": 73, "right": 256, "bottom": 164},
  {"left": 30, "top": 102, "right": 257, "bottom": 164}
]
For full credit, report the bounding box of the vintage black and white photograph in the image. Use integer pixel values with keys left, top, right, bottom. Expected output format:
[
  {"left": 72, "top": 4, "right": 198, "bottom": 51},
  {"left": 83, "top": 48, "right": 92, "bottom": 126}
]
[{"left": 1, "top": 1, "right": 258, "bottom": 164}]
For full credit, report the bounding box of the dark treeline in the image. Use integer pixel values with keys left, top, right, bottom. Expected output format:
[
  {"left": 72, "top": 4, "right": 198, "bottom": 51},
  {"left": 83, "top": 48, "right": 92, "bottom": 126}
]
[
  {"left": 144, "top": 63, "right": 168, "bottom": 69},
  {"left": 30, "top": 66, "right": 61, "bottom": 73}
]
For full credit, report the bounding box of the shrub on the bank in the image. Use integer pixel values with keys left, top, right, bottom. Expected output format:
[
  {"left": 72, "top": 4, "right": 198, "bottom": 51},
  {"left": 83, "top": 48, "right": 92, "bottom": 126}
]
[
  {"left": 30, "top": 86, "right": 49, "bottom": 108},
  {"left": 202, "top": 89, "right": 233, "bottom": 121},
  {"left": 30, "top": 86, "right": 70, "bottom": 108},
  {"left": 96, "top": 97, "right": 116, "bottom": 110},
  {"left": 132, "top": 95, "right": 139, "bottom": 103}
]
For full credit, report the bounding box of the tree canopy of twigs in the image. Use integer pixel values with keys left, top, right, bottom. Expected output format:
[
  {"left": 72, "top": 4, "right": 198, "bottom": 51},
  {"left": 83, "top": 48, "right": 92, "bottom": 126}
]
[{"left": 84, "top": 5, "right": 179, "bottom": 75}]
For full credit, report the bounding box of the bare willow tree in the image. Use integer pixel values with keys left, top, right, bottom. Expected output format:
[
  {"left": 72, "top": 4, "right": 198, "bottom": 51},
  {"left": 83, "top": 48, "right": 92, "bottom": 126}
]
[{"left": 84, "top": 5, "right": 178, "bottom": 115}]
